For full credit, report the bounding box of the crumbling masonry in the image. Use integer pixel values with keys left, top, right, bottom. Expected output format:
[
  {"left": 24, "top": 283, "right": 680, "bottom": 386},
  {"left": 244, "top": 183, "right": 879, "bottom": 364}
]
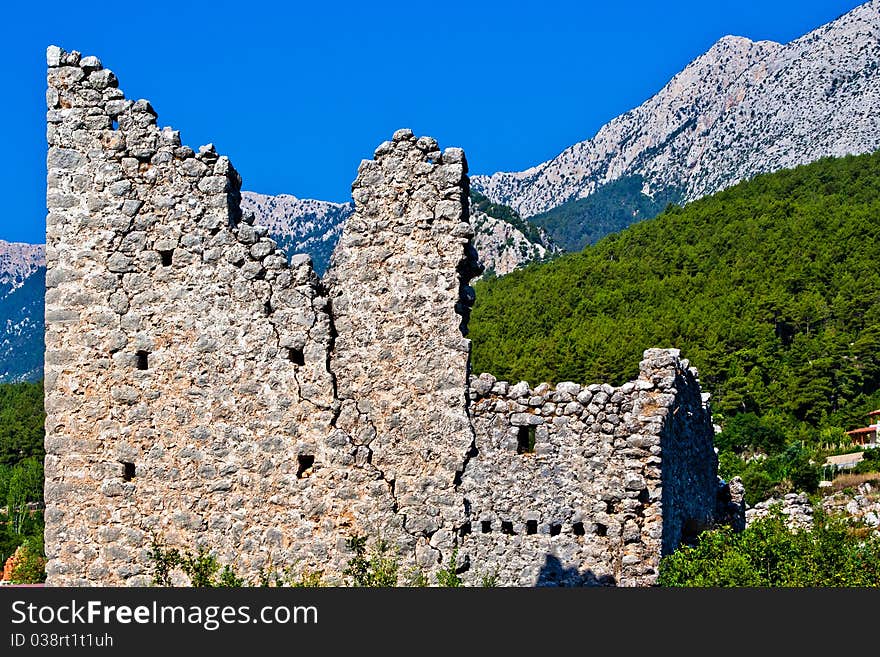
[{"left": 44, "top": 46, "right": 724, "bottom": 586}]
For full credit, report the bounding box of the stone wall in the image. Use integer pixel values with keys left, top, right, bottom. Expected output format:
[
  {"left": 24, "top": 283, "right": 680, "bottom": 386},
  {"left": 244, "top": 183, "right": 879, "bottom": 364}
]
[
  {"left": 44, "top": 46, "right": 723, "bottom": 586},
  {"left": 325, "top": 130, "right": 482, "bottom": 569},
  {"left": 460, "top": 349, "right": 716, "bottom": 586},
  {"left": 44, "top": 45, "right": 341, "bottom": 585}
]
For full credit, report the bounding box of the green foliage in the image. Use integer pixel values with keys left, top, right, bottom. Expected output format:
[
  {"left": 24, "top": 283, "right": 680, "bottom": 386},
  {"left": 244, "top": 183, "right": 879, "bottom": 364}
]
[
  {"left": 529, "top": 175, "right": 683, "bottom": 251},
  {"left": 471, "top": 152, "right": 880, "bottom": 502},
  {"left": 402, "top": 567, "right": 429, "bottom": 587},
  {"left": 853, "top": 447, "right": 880, "bottom": 474},
  {"left": 342, "top": 535, "right": 400, "bottom": 587},
  {"left": 217, "top": 564, "right": 245, "bottom": 587},
  {"left": 181, "top": 548, "right": 223, "bottom": 587},
  {"left": 0, "top": 458, "right": 44, "bottom": 536},
  {"left": 148, "top": 537, "right": 248, "bottom": 588},
  {"left": 714, "top": 413, "right": 786, "bottom": 454},
  {"left": 659, "top": 507, "right": 880, "bottom": 586},
  {"left": 290, "top": 569, "right": 325, "bottom": 588},
  {"left": 7, "top": 534, "right": 46, "bottom": 584},
  {"left": 480, "top": 570, "right": 499, "bottom": 587},
  {"left": 148, "top": 538, "right": 182, "bottom": 587},
  {"left": 0, "top": 381, "right": 45, "bottom": 466},
  {"left": 739, "top": 468, "right": 778, "bottom": 507},
  {"left": 0, "top": 382, "right": 46, "bottom": 565},
  {"left": 435, "top": 547, "right": 462, "bottom": 587}
]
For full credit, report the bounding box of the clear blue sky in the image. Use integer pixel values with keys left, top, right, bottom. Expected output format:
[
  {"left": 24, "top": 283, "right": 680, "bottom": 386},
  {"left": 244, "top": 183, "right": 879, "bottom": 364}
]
[{"left": 1, "top": 0, "right": 865, "bottom": 244}]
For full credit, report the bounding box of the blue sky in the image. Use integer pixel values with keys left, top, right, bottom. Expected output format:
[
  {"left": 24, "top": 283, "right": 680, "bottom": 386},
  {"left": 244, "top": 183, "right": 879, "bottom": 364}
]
[{"left": 1, "top": 0, "right": 865, "bottom": 244}]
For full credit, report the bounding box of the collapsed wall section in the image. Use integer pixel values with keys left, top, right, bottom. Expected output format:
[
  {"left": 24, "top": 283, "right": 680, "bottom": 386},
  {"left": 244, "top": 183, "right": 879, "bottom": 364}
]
[
  {"left": 460, "top": 349, "right": 717, "bottom": 586},
  {"left": 44, "top": 46, "right": 340, "bottom": 585}
]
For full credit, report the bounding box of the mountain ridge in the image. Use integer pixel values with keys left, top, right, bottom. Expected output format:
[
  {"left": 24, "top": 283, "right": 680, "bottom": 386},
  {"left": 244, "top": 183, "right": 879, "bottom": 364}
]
[{"left": 472, "top": 1, "right": 880, "bottom": 220}]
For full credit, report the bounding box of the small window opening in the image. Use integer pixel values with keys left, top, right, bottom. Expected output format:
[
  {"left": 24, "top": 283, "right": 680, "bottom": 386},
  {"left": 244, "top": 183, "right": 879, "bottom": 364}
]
[
  {"left": 136, "top": 351, "right": 149, "bottom": 370},
  {"left": 526, "top": 520, "right": 538, "bottom": 535},
  {"left": 459, "top": 522, "right": 471, "bottom": 537},
  {"left": 288, "top": 348, "right": 305, "bottom": 366},
  {"left": 159, "top": 250, "right": 173, "bottom": 267},
  {"left": 605, "top": 500, "right": 618, "bottom": 514},
  {"left": 122, "top": 462, "right": 135, "bottom": 481},
  {"left": 296, "top": 454, "right": 315, "bottom": 478},
  {"left": 637, "top": 489, "right": 651, "bottom": 504},
  {"left": 501, "top": 521, "right": 514, "bottom": 535},
  {"left": 594, "top": 523, "right": 606, "bottom": 537},
  {"left": 111, "top": 118, "right": 119, "bottom": 130},
  {"left": 481, "top": 521, "right": 492, "bottom": 534},
  {"left": 550, "top": 523, "right": 562, "bottom": 537},
  {"left": 573, "top": 522, "right": 586, "bottom": 536},
  {"left": 516, "top": 425, "right": 536, "bottom": 454}
]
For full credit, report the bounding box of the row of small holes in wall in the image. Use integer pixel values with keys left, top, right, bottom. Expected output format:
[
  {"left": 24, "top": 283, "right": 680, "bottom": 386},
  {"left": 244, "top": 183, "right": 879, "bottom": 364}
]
[
  {"left": 119, "top": 458, "right": 319, "bottom": 482},
  {"left": 460, "top": 521, "right": 600, "bottom": 537}
]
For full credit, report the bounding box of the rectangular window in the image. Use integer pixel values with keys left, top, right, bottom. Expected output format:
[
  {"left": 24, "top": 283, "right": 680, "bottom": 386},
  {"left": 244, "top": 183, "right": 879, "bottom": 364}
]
[{"left": 517, "top": 426, "right": 536, "bottom": 454}]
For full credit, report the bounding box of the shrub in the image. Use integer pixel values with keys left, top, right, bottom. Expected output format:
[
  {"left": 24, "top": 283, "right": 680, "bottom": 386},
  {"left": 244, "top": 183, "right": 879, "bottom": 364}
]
[
  {"left": 8, "top": 535, "right": 46, "bottom": 584},
  {"left": 148, "top": 537, "right": 243, "bottom": 587},
  {"left": 342, "top": 535, "right": 399, "bottom": 587},
  {"left": 659, "top": 508, "right": 880, "bottom": 586},
  {"left": 435, "top": 548, "right": 462, "bottom": 587}
]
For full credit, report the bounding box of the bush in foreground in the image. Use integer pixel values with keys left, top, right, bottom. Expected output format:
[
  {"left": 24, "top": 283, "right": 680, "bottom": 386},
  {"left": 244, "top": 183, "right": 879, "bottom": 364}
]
[{"left": 658, "top": 508, "right": 880, "bottom": 587}]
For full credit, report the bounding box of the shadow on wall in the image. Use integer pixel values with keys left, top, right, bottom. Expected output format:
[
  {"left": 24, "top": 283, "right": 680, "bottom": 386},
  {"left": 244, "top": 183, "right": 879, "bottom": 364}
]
[{"left": 536, "top": 554, "right": 617, "bottom": 587}]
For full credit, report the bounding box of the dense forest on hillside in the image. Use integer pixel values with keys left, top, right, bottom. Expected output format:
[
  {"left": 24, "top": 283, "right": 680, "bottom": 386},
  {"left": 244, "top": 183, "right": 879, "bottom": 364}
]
[
  {"left": 0, "top": 381, "right": 45, "bottom": 572},
  {"left": 470, "top": 152, "right": 880, "bottom": 502},
  {"left": 528, "top": 175, "right": 683, "bottom": 251}
]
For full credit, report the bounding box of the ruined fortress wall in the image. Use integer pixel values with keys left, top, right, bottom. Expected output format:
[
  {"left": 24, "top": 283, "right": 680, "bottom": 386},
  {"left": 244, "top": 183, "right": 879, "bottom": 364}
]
[
  {"left": 460, "top": 349, "right": 716, "bottom": 586},
  {"left": 325, "top": 131, "right": 482, "bottom": 568},
  {"left": 44, "top": 46, "right": 722, "bottom": 587},
  {"left": 44, "top": 46, "right": 343, "bottom": 585}
]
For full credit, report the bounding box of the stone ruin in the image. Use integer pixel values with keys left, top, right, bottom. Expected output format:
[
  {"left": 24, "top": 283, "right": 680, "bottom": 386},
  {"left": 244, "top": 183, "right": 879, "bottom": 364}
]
[{"left": 43, "top": 46, "right": 729, "bottom": 587}]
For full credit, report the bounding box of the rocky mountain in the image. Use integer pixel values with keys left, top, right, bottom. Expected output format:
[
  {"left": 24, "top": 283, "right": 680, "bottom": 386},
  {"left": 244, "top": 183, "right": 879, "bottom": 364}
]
[
  {"left": 0, "top": 241, "right": 45, "bottom": 383},
  {"left": 468, "top": 191, "right": 560, "bottom": 278},
  {"left": 0, "top": 241, "right": 44, "bottom": 299},
  {"left": 240, "top": 191, "right": 354, "bottom": 275},
  {"left": 473, "top": 1, "right": 880, "bottom": 248}
]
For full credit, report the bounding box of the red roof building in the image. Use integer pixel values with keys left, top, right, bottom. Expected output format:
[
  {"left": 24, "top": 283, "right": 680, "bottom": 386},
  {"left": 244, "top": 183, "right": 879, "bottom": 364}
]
[{"left": 846, "top": 410, "right": 880, "bottom": 445}]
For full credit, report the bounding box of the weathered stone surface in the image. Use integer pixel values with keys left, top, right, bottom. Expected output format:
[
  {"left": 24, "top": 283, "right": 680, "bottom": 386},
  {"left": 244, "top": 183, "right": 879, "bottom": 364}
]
[
  {"left": 44, "top": 46, "right": 722, "bottom": 588},
  {"left": 463, "top": 348, "right": 717, "bottom": 586}
]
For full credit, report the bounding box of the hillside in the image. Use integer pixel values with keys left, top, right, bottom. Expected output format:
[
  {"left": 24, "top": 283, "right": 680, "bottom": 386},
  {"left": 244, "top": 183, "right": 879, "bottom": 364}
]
[
  {"left": 0, "top": 248, "right": 44, "bottom": 383},
  {"left": 469, "top": 191, "right": 561, "bottom": 278},
  {"left": 470, "top": 151, "right": 880, "bottom": 430},
  {"left": 240, "top": 191, "right": 354, "bottom": 275},
  {"left": 529, "top": 176, "right": 682, "bottom": 252},
  {"left": 473, "top": 1, "right": 880, "bottom": 248},
  {"left": 0, "top": 241, "right": 44, "bottom": 297}
]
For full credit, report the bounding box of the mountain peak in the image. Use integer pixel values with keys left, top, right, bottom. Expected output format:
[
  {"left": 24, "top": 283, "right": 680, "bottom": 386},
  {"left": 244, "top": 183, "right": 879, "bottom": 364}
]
[
  {"left": 472, "top": 2, "right": 880, "bottom": 220},
  {"left": 0, "top": 240, "right": 45, "bottom": 294}
]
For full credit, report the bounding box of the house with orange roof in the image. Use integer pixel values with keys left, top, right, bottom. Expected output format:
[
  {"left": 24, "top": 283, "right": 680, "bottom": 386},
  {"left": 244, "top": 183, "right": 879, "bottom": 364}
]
[{"left": 845, "top": 409, "right": 880, "bottom": 446}]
